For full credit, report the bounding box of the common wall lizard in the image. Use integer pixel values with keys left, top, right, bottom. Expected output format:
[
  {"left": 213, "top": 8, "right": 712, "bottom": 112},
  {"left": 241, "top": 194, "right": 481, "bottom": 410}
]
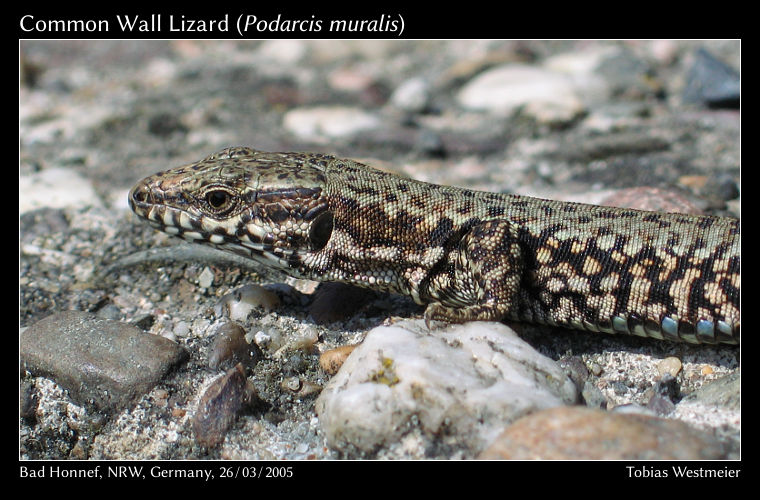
[{"left": 129, "top": 147, "right": 740, "bottom": 345}]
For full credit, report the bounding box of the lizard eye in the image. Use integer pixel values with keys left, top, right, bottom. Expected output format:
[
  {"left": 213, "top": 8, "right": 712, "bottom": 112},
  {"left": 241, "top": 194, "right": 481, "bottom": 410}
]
[
  {"left": 203, "top": 189, "right": 236, "bottom": 215},
  {"left": 308, "top": 211, "right": 333, "bottom": 250}
]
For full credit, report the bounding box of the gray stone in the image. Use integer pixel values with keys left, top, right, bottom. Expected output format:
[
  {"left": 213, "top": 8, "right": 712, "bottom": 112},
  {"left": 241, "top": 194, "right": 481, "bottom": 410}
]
[
  {"left": 682, "top": 48, "right": 740, "bottom": 107},
  {"left": 20, "top": 311, "right": 188, "bottom": 413},
  {"left": 681, "top": 372, "right": 740, "bottom": 410}
]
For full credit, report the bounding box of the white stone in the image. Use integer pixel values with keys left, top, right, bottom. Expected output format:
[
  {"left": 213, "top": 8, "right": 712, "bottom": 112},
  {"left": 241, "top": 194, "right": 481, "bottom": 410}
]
[
  {"left": 19, "top": 168, "right": 102, "bottom": 213},
  {"left": 198, "top": 267, "right": 215, "bottom": 289},
  {"left": 283, "top": 106, "right": 380, "bottom": 143},
  {"left": 256, "top": 40, "right": 306, "bottom": 64},
  {"left": 457, "top": 64, "right": 581, "bottom": 116},
  {"left": 390, "top": 77, "right": 430, "bottom": 112},
  {"left": 316, "top": 320, "right": 577, "bottom": 454}
]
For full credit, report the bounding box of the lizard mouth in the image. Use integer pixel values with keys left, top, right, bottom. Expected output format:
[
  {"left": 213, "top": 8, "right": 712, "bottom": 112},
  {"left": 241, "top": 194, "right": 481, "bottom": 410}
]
[{"left": 129, "top": 178, "right": 307, "bottom": 272}]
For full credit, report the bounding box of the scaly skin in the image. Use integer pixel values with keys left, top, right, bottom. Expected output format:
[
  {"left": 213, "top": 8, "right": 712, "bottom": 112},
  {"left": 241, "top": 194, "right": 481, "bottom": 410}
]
[{"left": 129, "top": 147, "right": 740, "bottom": 344}]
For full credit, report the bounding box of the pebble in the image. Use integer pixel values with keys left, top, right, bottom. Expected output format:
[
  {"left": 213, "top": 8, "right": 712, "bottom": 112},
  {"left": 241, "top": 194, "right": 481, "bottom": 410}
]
[
  {"left": 172, "top": 320, "right": 191, "bottom": 337},
  {"left": 657, "top": 356, "right": 683, "bottom": 378},
  {"left": 20, "top": 380, "right": 38, "bottom": 420},
  {"left": 192, "top": 363, "right": 258, "bottom": 448},
  {"left": 208, "top": 322, "right": 258, "bottom": 371},
  {"left": 216, "top": 284, "right": 280, "bottom": 321},
  {"left": 581, "top": 381, "right": 607, "bottom": 409},
  {"left": 390, "top": 77, "right": 430, "bottom": 113},
  {"left": 19, "top": 168, "right": 102, "bottom": 213},
  {"left": 287, "top": 326, "right": 320, "bottom": 352},
  {"left": 283, "top": 376, "right": 302, "bottom": 391},
  {"left": 253, "top": 330, "right": 273, "bottom": 350},
  {"left": 645, "top": 374, "right": 679, "bottom": 415},
  {"left": 283, "top": 106, "right": 380, "bottom": 142},
  {"left": 20, "top": 311, "right": 188, "bottom": 413},
  {"left": 315, "top": 320, "right": 577, "bottom": 454},
  {"left": 197, "top": 266, "right": 215, "bottom": 288},
  {"left": 478, "top": 406, "right": 726, "bottom": 459},
  {"left": 557, "top": 355, "right": 589, "bottom": 389},
  {"left": 682, "top": 48, "right": 740, "bottom": 108},
  {"left": 456, "top": 64, "right": 583, "bottom": 123},
  {"left": 256, "top": 40, "right": 306, "bottom": 64},
  {"left": 319, "top": 345, "right": 358, "bottom": 375}
]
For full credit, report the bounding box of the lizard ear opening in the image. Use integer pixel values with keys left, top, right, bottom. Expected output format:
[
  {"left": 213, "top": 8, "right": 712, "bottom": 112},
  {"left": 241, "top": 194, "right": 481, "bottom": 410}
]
[{"left": 308, "top": 211, "right": 334, "bottom": 251}]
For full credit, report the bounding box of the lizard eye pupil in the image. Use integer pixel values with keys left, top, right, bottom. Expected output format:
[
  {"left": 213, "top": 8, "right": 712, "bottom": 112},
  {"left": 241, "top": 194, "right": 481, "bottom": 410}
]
[
  {"left": 206, "top": 190, "right": 230, "bottom": 210},
  {"left": 309, "top": 211, "right": 333, "bottom": 250}
]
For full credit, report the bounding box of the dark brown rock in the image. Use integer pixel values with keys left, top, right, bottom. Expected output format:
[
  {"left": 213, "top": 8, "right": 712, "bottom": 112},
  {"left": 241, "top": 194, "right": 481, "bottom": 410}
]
[{"left": 193, "top": 363, "right": 258, "bottom": 448}]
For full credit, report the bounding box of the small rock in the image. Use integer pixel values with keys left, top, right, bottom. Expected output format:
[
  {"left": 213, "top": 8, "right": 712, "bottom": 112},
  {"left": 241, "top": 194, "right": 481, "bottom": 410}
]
[
  {"left": 390, "top": 77, "right": 430, "bottom": 113},
  {"left": 19, "top": 168, "right": 102, "bottom": 213},
  {"left": 316, "top": 320, "right": 577, "bottom": 454},
  {"left": 647, "top": 395, "right": 676, "bottom": 416},
  {"left": 288, "top": 326, "right": 320, "bottom": 352},
  {"left": 253, "top": 330, "right": 273, "bottom": 350},
  {"left": 216, "top": 284, "right": 280, "bottom": 321},
  {"left": 193, "top": 363, "right": 258, "bottom": 448},
  {"left": 20, "top": 311, "right": 188, "bottom": 413},
  {"left": 319, "top": 345, "right": 358, "bottom": 375},
  {"left": 283, "top": 106, "right": 380, "bottom": 142},
  {"left": 173, "top": 321, "right": 191, "bottom": 337},
  {"left": 657, "top": 357, "right": 683, "bottom": 378},
  {"left": 208, "top": 323, "right": 259, "bottom": 371},
  {"left": 682, "top": 48, "right": 740, "bottom": 108},
  {"left": 457, "top": 64, "right": 582, "bottom": 121},
  {"left": 558, "top": 355, "right": 589, "bottom": 389},
  {"left": 478, "top": 406, "right": 726, "bottom": 459},
  {"left": 198, "top": 267, "right": 215, "bottom": 288},
  {"left": 20, "top": 380, "right": 38, "bottom": 420},
  {"left": 581, "top": 381, "right": 607, "bottom": 409},
  {"left": 281, "top": 376, "right": 302, "bottom": 392},
  {"left": 256, "top": 40, "right": 306, "bottom": 64}
]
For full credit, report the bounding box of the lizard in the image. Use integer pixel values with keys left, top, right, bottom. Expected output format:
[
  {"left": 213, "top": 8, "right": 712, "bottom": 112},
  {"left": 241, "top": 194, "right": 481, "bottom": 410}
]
[{"left": 128, "top": 147, "right": 740, "bottom": 345}]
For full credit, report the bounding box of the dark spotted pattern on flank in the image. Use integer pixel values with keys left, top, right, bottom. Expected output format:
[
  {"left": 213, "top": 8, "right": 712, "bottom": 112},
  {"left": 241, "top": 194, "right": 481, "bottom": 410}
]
[{"left": 130, "top": 147, "right": 740, "bottom": 344}]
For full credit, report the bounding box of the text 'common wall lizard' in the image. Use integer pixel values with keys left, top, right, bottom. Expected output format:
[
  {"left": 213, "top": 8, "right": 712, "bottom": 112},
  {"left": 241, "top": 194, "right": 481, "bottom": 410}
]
[{"left": 129, "top": 147, "right": 740, "bottom": 345}]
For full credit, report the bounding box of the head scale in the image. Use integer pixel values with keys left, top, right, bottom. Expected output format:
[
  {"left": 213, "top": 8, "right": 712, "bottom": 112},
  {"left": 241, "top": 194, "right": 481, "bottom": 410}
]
[{"left": 129, "top": 147, "right": 334, "bottom": 274}]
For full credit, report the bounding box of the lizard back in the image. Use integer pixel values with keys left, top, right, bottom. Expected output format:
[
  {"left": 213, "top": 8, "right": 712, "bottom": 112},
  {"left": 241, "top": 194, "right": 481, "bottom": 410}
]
[{"left": 129, "top": 147, "right": 740, "bottom": 344}]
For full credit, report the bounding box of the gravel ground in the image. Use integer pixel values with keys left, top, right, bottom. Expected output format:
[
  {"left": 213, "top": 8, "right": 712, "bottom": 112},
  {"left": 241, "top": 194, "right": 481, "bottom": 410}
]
[{"left": 19, "top": 40, "right": 740, "bottom": 461}]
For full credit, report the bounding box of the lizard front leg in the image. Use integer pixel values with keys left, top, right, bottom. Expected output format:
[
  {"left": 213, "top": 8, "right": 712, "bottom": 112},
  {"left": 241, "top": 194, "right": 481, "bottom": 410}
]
[{"left": 422, "top": 219, "right": 524, "bottom": 324}]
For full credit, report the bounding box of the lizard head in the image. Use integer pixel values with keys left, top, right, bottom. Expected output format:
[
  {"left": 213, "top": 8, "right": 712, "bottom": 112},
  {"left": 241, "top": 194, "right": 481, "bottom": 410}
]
[{"left": 129, "top": 147, "right": 335, "bottom": 275}]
